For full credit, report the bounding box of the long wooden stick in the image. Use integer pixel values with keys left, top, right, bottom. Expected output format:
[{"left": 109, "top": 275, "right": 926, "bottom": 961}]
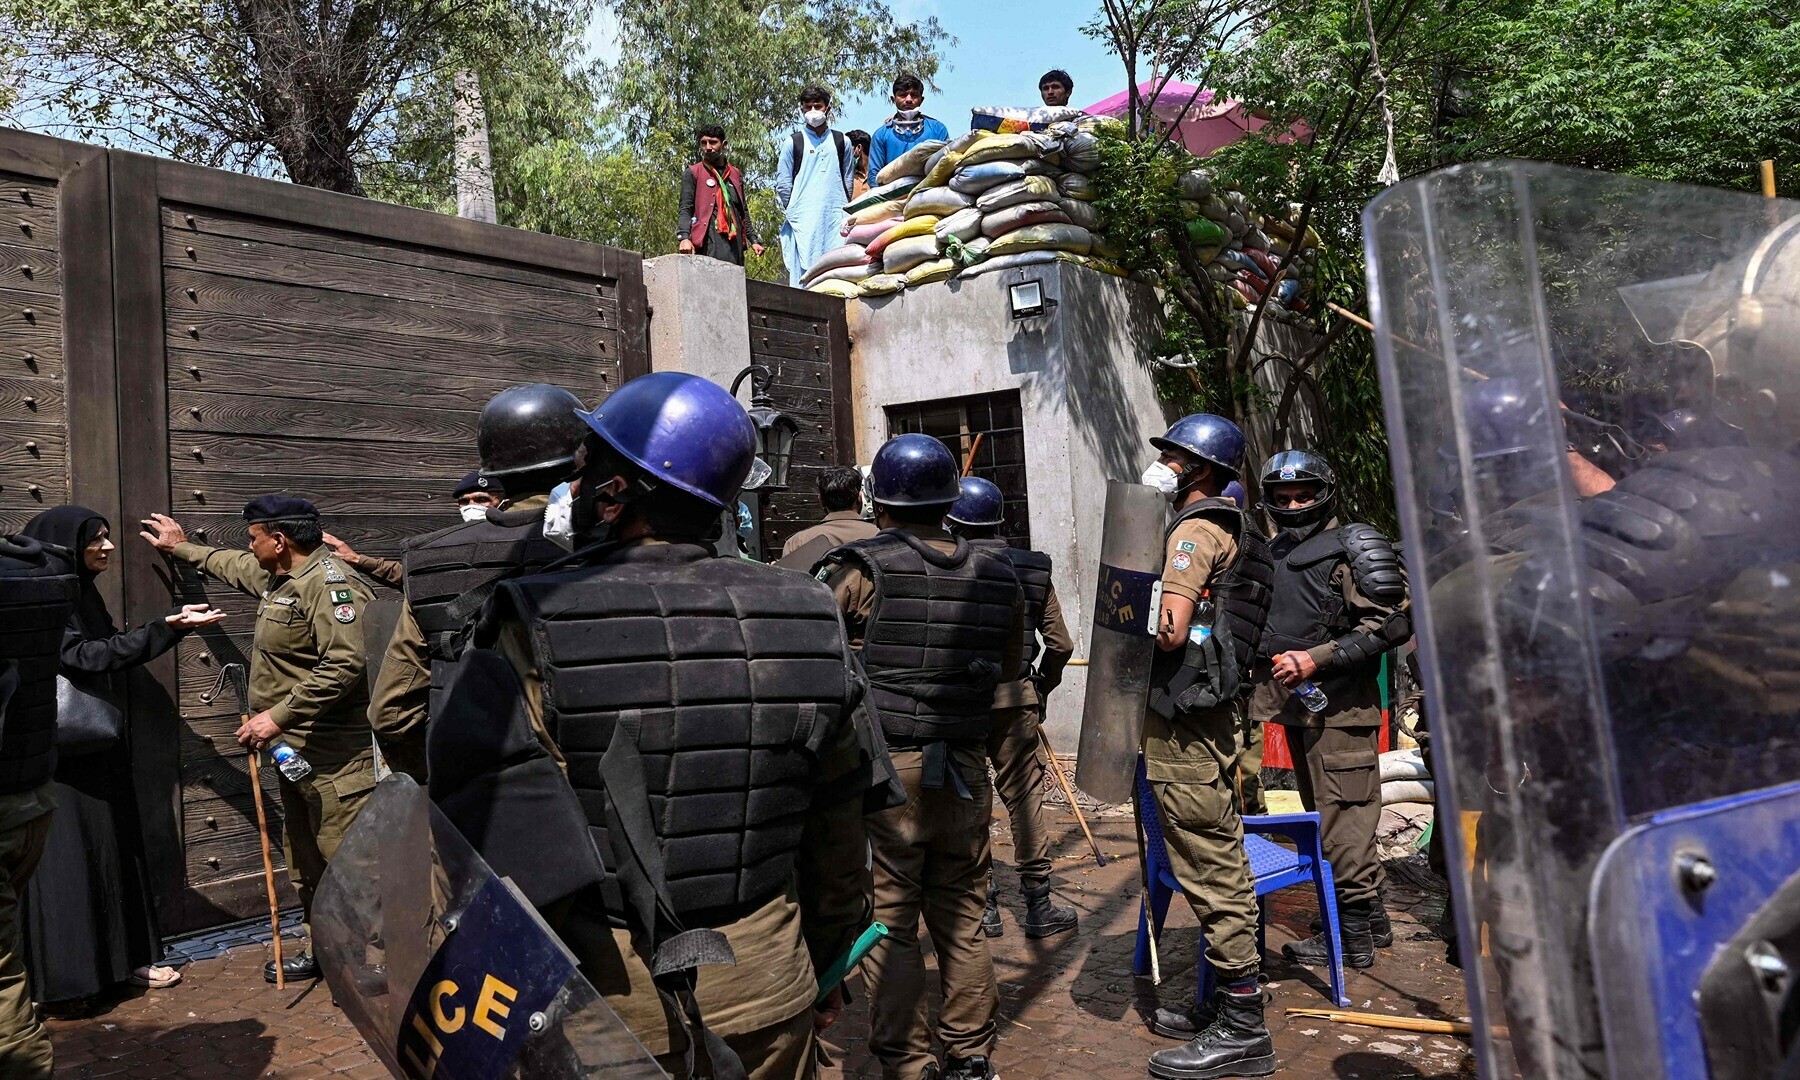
[
  {"left": 1285, "top": 1008, "right": 1472, "bottom": 1035},
  {"left": 247, "top": 743, "right": 285, "bottom": 989},
  {"left": 1038, "top": 729, "right": 1106, "bottom": 868},
  {"left": 961, "top": 432, "right": 986, "bottom": 477}
]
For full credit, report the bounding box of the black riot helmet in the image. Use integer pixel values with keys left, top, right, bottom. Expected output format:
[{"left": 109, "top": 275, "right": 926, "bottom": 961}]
[
  {"left": 1259, "top": 449, "right": 1337, "bottom": 530},
  {"left": 477, "top": 384, "right": 589, "bottom": 491}
]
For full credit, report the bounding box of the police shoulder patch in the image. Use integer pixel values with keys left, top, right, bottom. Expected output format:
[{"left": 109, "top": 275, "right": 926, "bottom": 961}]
[
  {"left": 322, "top": 556, "right": 347, "bottom": 584},
  {"left": 1171, "top": 552, "right": 1193, "bottom": 572},
  {"left": 333, "top": 603, "right": 357, "bottom": 624},
  {"left": 1177, "top": 540, "right": 1197, "bottom": 553}
]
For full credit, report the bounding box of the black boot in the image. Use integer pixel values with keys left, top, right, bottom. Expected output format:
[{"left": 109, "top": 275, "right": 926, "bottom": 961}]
[
  {"left": 1285, "top": 901, "right": 1374, "bottom": 969},
  {"left": 1020, "top": 881, "right": 1077, "bottom": 939},
  {"left": 1309, "top": 895, "right": 1392, "bottom": 947},
  {"left": 1147, "top": 991, "right": 1217, "bottom": 1040},
  {"left": 265, "top": 951, "right": 318, "bottom": 983},
  {"left": 1146, "top": 988, "right": 1277, "bottom": 1079},
  {"left": 981, "top": 886, "right": 1004, "bottom": 938},
  {"left": 942, "top": 1054, "right": 994, "bottom": 1080}
]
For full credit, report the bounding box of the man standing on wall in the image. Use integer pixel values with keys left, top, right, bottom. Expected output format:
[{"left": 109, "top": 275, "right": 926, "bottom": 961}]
[
  {"left": 866, "top": 74, "right": 950, "bottom": 182},
  {"left": 776, "top": 86, "right": 856, "bottom": 287},
  {"left": 942, "top": 477, "right": 1080, "bottom": 941},
  {"left": 847, "top": 130, "right": 873, "bottom": 199},
  {"left": 141, "top": 498, "right": 375, "bottom": 985},
  {"left": 819, "top": 434, "right": 1025, "bottom": 1080},
  {"left": 1252, "top": 450, "right": 1411, "bottom": 972},
  {"left": 679, "top": 125, "right": 765, "bottom": 266}
]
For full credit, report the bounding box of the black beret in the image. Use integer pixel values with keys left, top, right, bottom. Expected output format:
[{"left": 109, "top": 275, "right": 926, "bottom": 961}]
[
  {"left": 452, "top": 471, "right": 486, "bottom": 499},
  {"left": 242, "top": 495, "right": 320, "bottom": 525}
]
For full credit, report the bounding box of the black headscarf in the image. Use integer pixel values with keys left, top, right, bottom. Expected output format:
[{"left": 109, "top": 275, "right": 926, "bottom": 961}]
[{"left": 21, "top": 505, "right": 116, "bottom": 637}]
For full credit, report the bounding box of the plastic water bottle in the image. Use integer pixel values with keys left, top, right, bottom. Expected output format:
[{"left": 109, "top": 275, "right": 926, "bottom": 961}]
[
  {"left": 269, "top": 741, "right": 313, "bottom": 782},
  {"left": 1188, "top": 599, "right": 1215, "bottom": 644},
  {"left": 1293, "top": 680, "right": 1329, "bottom": 713}
]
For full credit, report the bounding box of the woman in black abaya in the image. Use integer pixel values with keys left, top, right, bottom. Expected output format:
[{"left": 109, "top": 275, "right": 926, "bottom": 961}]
[{"left": 18, "top": 506, "right": 224, "bottom": 1013}]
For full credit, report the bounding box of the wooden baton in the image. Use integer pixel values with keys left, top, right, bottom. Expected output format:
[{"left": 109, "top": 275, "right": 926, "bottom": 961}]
[
  {"left": 247, "top": 747, "right": 285, "bottom": 989},
  {"left": 1039, "top": 729, "right": 1106, "bottom": 868}
]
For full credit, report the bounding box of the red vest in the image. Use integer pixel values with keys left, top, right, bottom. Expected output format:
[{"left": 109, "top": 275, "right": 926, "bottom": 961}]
[{"left": 688, "top": 161, "right": 748, "bottom": 248}]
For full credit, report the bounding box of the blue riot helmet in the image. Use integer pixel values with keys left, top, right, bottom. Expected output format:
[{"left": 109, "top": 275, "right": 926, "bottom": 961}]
[
  {"left": 870, "top": 434, "right": 960, "bottom": 508},
  {"left": 1222, "top": 480, "right": 1247, "bottom": 510},
  {"left": 1150, "top": 414, "right": 1246, "bottom": 480},
  {"left": 1259, "top": 450, "right": 1337, "bottom": 530},
  {"left": 946, "top": 476, "right": 1005, "bottom": 528},
  {"left": 1426, "top": 377, "right": 1548, "bottom": 522},
  {"left": 574, "top": 372, "right": 757, "bottom": 510}
]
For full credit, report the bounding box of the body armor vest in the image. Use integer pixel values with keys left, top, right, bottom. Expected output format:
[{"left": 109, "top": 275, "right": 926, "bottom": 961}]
[
  {"left": 1148, "top": 499, "right": 1274, "bottom": 719},
  {"left": 503, "top": 544, "right": 854, "bottom": 927},
  {"left": 973, "top": 540, "right": 1052, "bottom": 671},
  {"left": 0, "top": 538, "right": 77, "bottom": 795},
  {"left": 403, "top": 508, "right": 563, "bottom": 661},
  {"left": 1264, "top": 523, "right": 1387, "bottom": 704},
  {"left": 837, "top": 531, "right": 1020, "bottom": 746}
]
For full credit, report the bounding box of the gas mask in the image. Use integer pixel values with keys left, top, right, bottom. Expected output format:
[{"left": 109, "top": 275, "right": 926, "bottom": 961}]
[
  {"left": 459, "top": 503, "right": 490, "bottom": 523},
  {"left": 1140, "top": 461, "right": 1182, "bottom": 501},
  {"left": 542, "top": 483, "right": 577, "bottom": 551},
  {"left": 804, "top": 108, "right": 827, "bottom": 128}
]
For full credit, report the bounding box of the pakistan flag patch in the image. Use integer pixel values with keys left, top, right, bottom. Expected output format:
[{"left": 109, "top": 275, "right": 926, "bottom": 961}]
[
  {"left": 1177, "top": 540, "right": 1197, "bottom": 553},
  {"left": 329, "top": 588, "right": 354, "bottom": 605}
]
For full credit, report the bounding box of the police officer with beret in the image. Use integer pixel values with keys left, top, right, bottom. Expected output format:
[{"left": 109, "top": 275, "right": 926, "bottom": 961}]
[
  {"left": 1136, "top": 415, "right": 1279, "bottom": 1080},
  {"left": 365, "top": 384, "right": 586, "bottom": 783},
  {"left": 140, "top": 497, "right": 375, "bottom": 984},
  {"left": 942, "top": 476, "right": 1079, "bottom": 941},
  {"left": 431, "top": 372, "right": 885, "bottom": 1080},
  {"left": 819, "top": 435, "right": 1026, "bottom": 1080}
]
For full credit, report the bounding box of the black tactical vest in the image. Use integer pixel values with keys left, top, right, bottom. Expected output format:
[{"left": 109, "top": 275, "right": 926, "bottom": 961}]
[
  {"left": 403, "top": 507, "right": 563, "bottom": 662},
  {"left": 1264, "top": 522, "right": 1386, "bottom": 702},
  {"left": 503, "top": 544, "right": 854, "bottom": 927},
  {"left": 837, "top": 531, "right": 1020, "bottom": 745},
  {"left": 1148, "top": 499, "right": 1274, "bottom": 718},
  {"left": 973, "top": 540, "right": 1052, "bottom": 669},
  {"left": 0, "top": 537, "right": 77, "bottom": 795}
]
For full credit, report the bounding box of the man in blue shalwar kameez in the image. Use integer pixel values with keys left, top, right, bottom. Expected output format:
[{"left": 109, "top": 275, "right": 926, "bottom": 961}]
[{"left": 775, "top": 86, "right": 856, "bottom": 287}]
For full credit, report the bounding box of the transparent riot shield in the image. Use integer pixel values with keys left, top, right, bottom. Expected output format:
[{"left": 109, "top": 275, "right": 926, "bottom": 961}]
[
  {"left": 312, "top": 776, "right": 666, "bottom": 1080},
  {"left": 1368, "top": 161, "right": 1800, "bottom": 1079},
  {"left": 1075, "top": 480, "right": 1167, "bottom": 804}
]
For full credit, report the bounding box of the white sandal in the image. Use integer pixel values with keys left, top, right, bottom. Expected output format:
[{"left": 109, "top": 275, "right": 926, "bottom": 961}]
[{"left": 128, "top": 964, "right": 181, "bottom": 989}]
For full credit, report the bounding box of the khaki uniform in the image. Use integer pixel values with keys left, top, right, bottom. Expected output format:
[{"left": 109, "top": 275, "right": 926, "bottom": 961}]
[
  {"left": 493, "top": 538, "right": 873, "bottom": 1078},
  {"left": 343, "top": 552, "right": 403, "bottom": 588},
  {"left": 987, "top": 582, "right": 1074, "bottom": 887},
  {"left": 367, "top": 493, "right": 550, "bottom": 784},
  {"left": 172, "top": 542, "right": 376, "bottom": 931},
  {"left": 1143, "top": 516, "right": 1260, "bottom": 981},
  {"left": 0, "top": 787, "right": 53, "bottom": 1078},
  {"left": 782, "top": 509, "right": 879, "bottom": 560},
  {"left": 825, "top": 526, "right": 1025, "bottom": 1080},
  {"left": 1252, "top": 550, "right": 1407, "bottom": 906}
]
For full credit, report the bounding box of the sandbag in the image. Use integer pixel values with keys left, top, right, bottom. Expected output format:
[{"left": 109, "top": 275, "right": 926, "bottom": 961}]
[
  {"left": 1183, "top": 218, "right": 1230, "bottom": 249},
  {"left": 1058, "top": 198, "right": 1099, "bottom": 231},
  {"left": 980, "top": 201, "right": 1069, "bottom": 238},
  {"left": 904, "top": 186, "right": 972, "bottom": 219},
  {"left": 858, "top": 273, "right": 907, "bottom": 296},
  {"left": 1192, "top": 244, "right": 1223, "bottom": 266},
  {"left": 1226, "top": 211, "right": 1249, "bottom": 236},
  {"left": 948, "top": 160, "right": 1053, "bottom": 194},
  {"left": 987, "top": 222, "right": 1092, "bottom": 258},
  {"left": 808, "top": 262, "right": 879, "bottom": 285},
  {"left": 842, "top": 217, "right": 903, "bottom": 246},
  {"left": 1207, "top": 262, "right": 1235, "bottom": 282},
  {"left": 1245, "top": 249, "right": 1281, "bottom": 278},
  {"left": 958, "top": 250, "right": 1061, "bottom": 278},
  {"left": 1219, "top": 250, "right": 1267, "bottom": 280},
  {"left": 1241, "top": 226, "right": 1271, "bottom": 252},
  {"left": 1177, "top": 169, "right": 1213, "bottom": 200},
  {"left": 880, "top": 233, "right": 941, "bottom": 275},
  {"left": 1089, "top": 234, "right": 1123, "bottom": 262},
  {"left": 1200, "top": 199, "right": 1232, "bottom": 224},
  {"left": 876, "top": 140, "right": 945, "bottom": 187},
  {"left": 904, "top": 258, "right": 958, "bottom": 287},
  {"left": 1381, "top": 778, "right": 1436, "bottom": 806},
  {"left": 1380, "top": 748, "right": 1430, "bottom": 783},
  {"left": 799, "top": 244, "right": 871, "bottom": 284},
  {"left": 845, "top": 177, "right": 918, "bottom": 215},
  {"left": 866, "top": 216, "right": 938, "bottom": 258},
  {"left": 943, "top": 233, "right": 991, "bottom": 267},
  {"left": 1228, "top": 283, "right": 1250, "bottom": 308},
  {"left": 846, "top": 199, "right": 906, "bottom": 227},
  {"left": 933, "top": 207, "right": 985, "bottom": 243},
  {"left": 808, "top": 278, "right": 863, "bottom": 298},
  {"left": 960, "top": 133, "right": 1038, "bottom": 167},
  {"left": 975, "top": 174, "right": 1059, "bottom": 213},
  {"left": 920, "top": 148, "right": 963, "bottom": 189},
  {"left": 1058, "top": 173, "right": 1096, "bottom": 201},
  {"left": 1059, "top": 131, "right": 1100, "bottom": 173}
]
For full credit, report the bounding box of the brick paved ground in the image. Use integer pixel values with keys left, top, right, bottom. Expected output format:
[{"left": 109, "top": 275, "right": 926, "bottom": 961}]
[{"left": 46, "top": 804, "right": 1472, "bottom": 1079}]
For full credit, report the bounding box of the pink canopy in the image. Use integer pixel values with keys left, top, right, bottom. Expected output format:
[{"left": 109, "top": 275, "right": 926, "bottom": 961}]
[{"left": 1083, "top": 80, "right": 1306, "bottom": 157}]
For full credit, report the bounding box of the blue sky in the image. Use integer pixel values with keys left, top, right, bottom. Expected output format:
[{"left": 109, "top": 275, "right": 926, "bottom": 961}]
[{"left": 585, "top": 0, "right": 1132, "bottom": 139}]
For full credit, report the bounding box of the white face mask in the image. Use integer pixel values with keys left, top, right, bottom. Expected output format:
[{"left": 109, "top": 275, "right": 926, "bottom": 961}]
[
  {"left": 459, "top": 503, "right": 490, "bottom": 523},
  {"left": 542, "top": 482, "right": 576, "bottom": 551},
  {"left": 804, "top": 109, "right": 827, "bottom": 128},
  {"left": 896, "top": 107, "right": 921, "bottom": 119},
  {"left": 1140, "top": 461, "right": 1181, "bottom": 500}
]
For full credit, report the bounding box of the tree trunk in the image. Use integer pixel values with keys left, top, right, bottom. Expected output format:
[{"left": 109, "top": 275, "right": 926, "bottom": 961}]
[{"left": 453, "top": 69, "right": 498, "bottom": 224}]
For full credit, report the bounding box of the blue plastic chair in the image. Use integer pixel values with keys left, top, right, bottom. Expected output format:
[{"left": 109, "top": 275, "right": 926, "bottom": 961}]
[{"left": 1133, "top": 757, "right": 1351, "bottom": 1007}]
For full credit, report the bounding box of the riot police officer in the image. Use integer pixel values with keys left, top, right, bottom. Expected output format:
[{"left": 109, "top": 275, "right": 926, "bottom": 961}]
[
  {"left": 430, "top": 372, "right": 882, "bottom": 1080},
  {"left": 1250, "top": 450, "right": 1410, "bottom": 971},
  {"left": 366, "top": 383, "right": 587, "bottom": 781},
  {"left": 1137, "top": 415, "right": 1278, "bottom": 1080},
  {"left": 819, "top": 435, "right": 1025, "bottom": 1080},
  {"left": 943, "top": 477, "right": 1078, "bottom": 940},
  {"left": 0, "top": 534, "right": 75, "bottom": 1073}
]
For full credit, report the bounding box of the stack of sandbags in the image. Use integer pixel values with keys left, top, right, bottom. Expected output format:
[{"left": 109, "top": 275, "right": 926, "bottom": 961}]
[
  {"left": 806, "top": 112, "right": 1130, "bottom": 298},
  {"left": 1175, "top": 168, "right": 1321, "bottom": 318}
]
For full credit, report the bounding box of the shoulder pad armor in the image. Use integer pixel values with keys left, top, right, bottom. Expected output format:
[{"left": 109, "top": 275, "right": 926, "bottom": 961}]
[{"left": 1340, "top": 523, "right": 1406, "bottom": 604}]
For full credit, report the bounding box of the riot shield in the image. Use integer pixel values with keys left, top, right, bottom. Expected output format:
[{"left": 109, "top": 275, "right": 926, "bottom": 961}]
[
  {"left": 1369, "top": 161, "right": 1800, "bottom": 1079},
  {"left": 1074, "top": 480, "right": 1166, "bottom": 804},
  {"left": 312, "top": 776, "right": 665, "bottom": 1080}
]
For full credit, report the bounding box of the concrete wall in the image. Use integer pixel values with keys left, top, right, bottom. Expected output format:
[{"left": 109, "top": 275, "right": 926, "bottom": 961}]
[
  {"left": 846, "top": 262, "right": 1170, "bottom": 751},
  {"left": 643, "top": 253, "right": 752, "bottom": 386}
]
